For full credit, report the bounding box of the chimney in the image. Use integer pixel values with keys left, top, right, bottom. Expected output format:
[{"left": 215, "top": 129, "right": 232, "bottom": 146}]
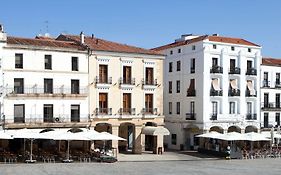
[
  {"left": 0, "top": 24, "right": 4, "bottom": 32},
  {"left": 0, "top": 24, "right": 7, "bottom": 42},
  {"left": 91, "top": 34, "right": 94, "bottom": 39},
  {"left": 80, "top": 31, "right": 85, "bottom": 44}
]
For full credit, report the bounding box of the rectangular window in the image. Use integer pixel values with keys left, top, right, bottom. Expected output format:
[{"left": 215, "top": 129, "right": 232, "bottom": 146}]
[
  {"left": 71, "top": 57, "right": 78, "bottom": 71},
  {"left": 191, "top": 101, "right": 195, "bottom": 114},
  {"left": 45, "top": 55, "right": 52, "bottom": 70},
  {"left": 14, "top": 78, "right": 24, "bottom": 94},
  {"left": 14, "top": 104, "right": 25, "bottom": 123},
  {"left": 231, "top": 46, "right": 235, "bottom": 51},
  {"left": 169, "top": 62, "right": 173, "bottom": 72},
  {"left": 247, "top": 60, "right": 252, "bottom": 69},
  {"left": 229, "top": 102, "right": 235, "bottom": 114},
  {"left": 44, "top": 78, "right": 53, "bottom": 94},
  {"left": 276, "top": 113, "right": 280, "bottom": 126},
  {"left": 212, "top": 101, "right": 218, "bottom": 114},
  {"left": 170, "top": 50, "right": 173, "bottom": 55},
  {"left": 276, "top": 73, "right": 280, "bottom": 85},
  {"left": 99, "top": 93, "right": 108, "bottom": 114},
  {"left": 176, "top": 102, "right": 180, "bottom": 114},
  {"left": 247, "top": 102, "right": 252, "bottom": 114},
  {"left": 176, "top": 61, "right": 181, "bottom": 71},
  {"left": 264, "top": 93, "right": 269, "bottom": 108},
  {"left": 192, "top": 45, "right": 196, "bottom": 50},
  {"left": 44, "top": 104, "right": 53, "bottom": 122},
  {"left": 230, "top": 59, "right": 236, "bottom": 69},
  {"left": 123, "top": 93, "right": 131, "bottom": 114},
  {"left": 71, "top": 80, "right": 80, "bottom": 94},
  {"left": 145, "top": 67, "right": 154, "bottom": 85},
  {"left": 212, "top": 57, "right": 218, "bottom": 67},
  {"left": 15, "top": 53, "right": 23, "bottom": 69},
  {"left": 99, "top": 65, "right": 108, "bottom": 83},
  {"left": 169, "top": 102, "right": 172, "bottom": 114},
  {"left": 169, "top": 81, "right": 172, "bottom": 94},
  {"left": 178, "top": 48, "right": 181, "bottom": 53},
  {"left": 191, "top": 58, "right": 195, "bottom": 73},
  {"left": 264, "top": 113, "right": 269, "bottom": 128},
  {"left": 145, "top": 94, "right": 153, "bottom": 113},
  {"left": 264, "top": 72, "right": 268, "bottom": 81},
  {"left": 276, "top": 94, "right": 280, "bottom": 108},
  {"left": 213, "top": 44, "right": 217, "bottom": 49},
  {"left": 176, "top": 80, "right": 180, "bottom": 93},
  {"left": 171, "top": 134, "right": 177, "bottom": 145},
  {"left": 123, "top": 66, "right": 132, "bottom": 84},
  {"left": 248, "top": 48, "right": 251, "bottom": 52},
  {"left": 71, "top": 105, "right": 80, "bottom": 122}
]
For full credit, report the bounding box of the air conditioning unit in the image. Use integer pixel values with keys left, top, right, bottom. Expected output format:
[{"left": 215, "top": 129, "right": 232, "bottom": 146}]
[{"left": 54, "top": 117, "right": 60, "bottom": 123}]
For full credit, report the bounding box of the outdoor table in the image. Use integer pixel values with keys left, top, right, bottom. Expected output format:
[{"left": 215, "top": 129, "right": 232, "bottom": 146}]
[{"left": 62, "top": 159, "right": 74, "bottom": 163}]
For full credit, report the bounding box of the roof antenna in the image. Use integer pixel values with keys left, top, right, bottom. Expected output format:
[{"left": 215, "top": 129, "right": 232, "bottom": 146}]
[{"left": 45, "top": 20, "right": 49, "bottom": 33}]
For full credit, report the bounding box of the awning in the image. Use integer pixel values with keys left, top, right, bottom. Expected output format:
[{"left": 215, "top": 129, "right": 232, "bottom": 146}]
[
  {"left": 247, "top": 80, "right": 256, "bottom": 95},
  {"left": 187, "top": 79, "right": 195, "bottom": 92},
  {"left": 142, "top": 126, "right": 170, "bottom": 136},
  {"left": 212, "top": 79, "right": 221, "bottom": 90},
  {"left": 230, "top": 79, "right": 238, "bottom": 89}
]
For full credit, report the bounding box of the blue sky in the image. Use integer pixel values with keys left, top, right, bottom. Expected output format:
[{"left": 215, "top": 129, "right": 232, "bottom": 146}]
[{"left": 1, "top": 0, "right": 281, "bottom": 57}]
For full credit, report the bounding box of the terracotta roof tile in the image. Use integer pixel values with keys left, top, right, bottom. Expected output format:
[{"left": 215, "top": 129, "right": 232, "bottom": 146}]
[
  {"left": 7, "top": 36, "right": 85, "bottom": 50},
  {"left": 57, "top": 34, "right": 163, "bottom": 56},
  {"left": 262, "top": 57, "right": 281, "bottom": 66}
]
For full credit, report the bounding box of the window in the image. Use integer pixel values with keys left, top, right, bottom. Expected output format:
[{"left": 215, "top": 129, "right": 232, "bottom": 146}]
[
  {"left": 264, "top": 113, "right": 269, "bottom": 128},
  {"left": 212, "top": 101, "right": 218, "bottom": 114},
  {"left": 276, "top": 73, "right": 280, "bottom": 85},
  {"left": 231, "top": 46, "right": 235, "bottom": 51},
  {"left": 123, "top": 66, "right": 132, "bottom": 84},
  {"left": 247, "top": 102, "right": 252, "bottom": 114},
  {"left": 145, "top": 94, "right": 153, "bottom": 113},
  {"left": 176, "top": 80, "right": 180, "bottom": 93},
  {"left": 276, "top": 94, "right": 280, "bottom": 108},
  {"left": 171, "top": 134, "right": 177, "bottom": 145},
  {"left": 230, "top": 59, "right": 235, "bottom": 69},
  {"left": 176, "top": 61, "right": 181, "bottom": 71},
  {"left": 44, "top": 79, "right": 53, "bottom": 94},
  {"left": 45, "top": 55, "right": 52, "bottom": 70},
  {"left": 170, "top": 50, "right": 173, "bottom": 55},
  {"left": 248, "top": 48, "right": 251, "bottom": 52},
  {"left": 212, "top": 57, "right": 218, "bottom": 67},
  {"left": 99, "top": 65, "right": 108, "bottom": 83},
  {"left": 229, "top": 102, "right": 235, "bottom": 114},
  {"left": 276, "top": 113, "right": 280, "bottom": 126},
  {"left": 169, "top": 81, "right": 172, "bottom": 94},
  {"left": 99, "top": 93, "right": 108, "bottom": 114},
  {"left": 15, "top": 53, "right": 23, "bottom": 69},
  {"left": 71, "top": 57, "right": 78, "bottom": 71},
  {"left": 213, "top": 44, "right": 217, "bottom": 49},
  {"left": 71, "top": 105, "right": 80, "bottom": 122},
  {"left": 247, "top": 60, "right": 252, "bottom": 69},
  {"left": 14, "top": 104, "right": 25, "bottom": 123},
  {"left": 190, "top": 101, "right": 195, "bottom": 114},
  {"left": 264, "top": 72, "right": 268, "bottom": 87},
  {"left": 71, "top": 80, "right": 80, "bottom": 94},
  {"left": 123, "top": 93, "right": 131, "bottom": 114},
  {"left": 169, "top": 62, "right": 173, "bottom": 72},
  {"left": 191, "top": 58, "right": 195, "bottom": 73},
  {"left": 178, "top": 48, "right": 181, "bottom": 53},
  {"left": 176, "top": 102, "right": 180, "bottom": 114},
  {"left": 264, "top": 93, "right": 269, "bottom": 108},
  {"left": 14, "top": 78, "right": 24, "bottom": 94},
  {"left": 145, "top": 67, "right": 154, "bottom": 85},
  {"left": 192, "top": 45, "right": 196, "bottom": 50},
  {"left": 168, "top": 102, "right": 172, "bottom": 114},
  {"left": 44, "top": 104, "right": 53, "bottom": 122}
]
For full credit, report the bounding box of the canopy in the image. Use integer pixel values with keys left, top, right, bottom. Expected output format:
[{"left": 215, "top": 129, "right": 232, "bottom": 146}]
[
  {"left": 7, "top": 128, "right": 53, "bottom": 140},
  {"left": 196, "top": 131, "right": 222, "bottom": 139},
  {"left": 91, "top": 132, "right": 126, "bottom": 141},
  {"left": 247, "top": 80, "right": 256, "bottom": 96},
  {"left": 212, "top": 79, "right": 221, "bottom": 91},
  {"left": 142, "top": 126, "right": 170, "bottom": 136},
  {"left": 243, "top": 132, "right": 271, "bottom": 141},
  {"left": 0, "top": 130, "right": 13, "bottom": 139},
  {"left": 230, "top": 79, "right": 238, "bottom": 89},
  {"left": 217, "top": 132, "right": 244, "bottom": 141}
]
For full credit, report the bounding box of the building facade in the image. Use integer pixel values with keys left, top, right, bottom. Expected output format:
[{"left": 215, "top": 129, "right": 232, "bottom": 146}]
[
  {"left": 153, "top": 34, "right": 262, "bottom": 150},
  {"left": 260, "top": 58, "right": 281, "bottom": 129}
]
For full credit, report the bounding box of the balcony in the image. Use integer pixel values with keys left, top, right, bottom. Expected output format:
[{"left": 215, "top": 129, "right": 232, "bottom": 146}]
[
  {"left": 210, "top": 114, "right": 217, "bottom": 120},
  {"left": 6, "top": 85, "right": 88, "bottom": 97},
  {"left": 245, "top": 90, "right": 257, "bottom": 97},
  {"left": 275, "top": 81, "right": 281, "bottom": 88},
  {"left": 246, "top": 68, "right": 257, "bottom": 75},
  {"left": 95, "top": 76, "right": 112, "bottom": 84},
  {"left": 210, "top": 90, "right": 223, "bottom": 96},
  {"left": 186, "top": 113, "right": 196, "bottom": 120},
  {"left": 95, "top": 108, "right": 112, "bottom": 115},
  {"left": 210, "top": 66, "right": 223, "bottom": 74},
  {"left": 187, "top": 90, "right": 196, "bottom": 97},
  {"left": 228, "top": 89, "right": 240, "bottom": 96},
  {"left": 261, "top": 103, "right": 281, "bottom": 111},
  {"left": 142, "top": 79, "right": 158, "bottom": 90},
  {"left": 262, "top": 80, "right": 270, "bottom": 88},
  {"left": 229, "top": 67, "right": 240, "bottom": 74},
  {"left": 142, "top": 108, "right": 158, "bottom": 115},
  {"left": 119, "top": 78, "right": 135, "bottom": 90},
  {"left": 119, "top": 108, "right": 136, "bottom": 115},
  {"left": 246, "top": 114, "right": 257, "bottom": 120}
]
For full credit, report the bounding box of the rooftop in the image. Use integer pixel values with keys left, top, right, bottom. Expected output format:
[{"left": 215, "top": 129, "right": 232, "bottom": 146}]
[{"left": 262, "top": 57, "right": 281, "bottom": 66}]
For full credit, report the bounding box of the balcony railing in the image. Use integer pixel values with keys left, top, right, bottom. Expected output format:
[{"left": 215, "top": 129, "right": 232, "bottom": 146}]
[
  {"left": 262, "top": 80, "right": 270, "bottom": 88},
  {"left": 261, "top": 103, "right": 281, "bottom": 110},
  {"left": 210, "top": 114, "right": 217, "bottom": 120},
  {"left": 142, "top": 79, "right": 158, "bottom": 86},
  {"left": 245, "top": 90, "right": 257, "bottom": 97},
  {"left": 246, "top": 68, "right": 257, "bottom": 75},
  {"left": 95, "top": 76, "right": 112, "bottom": 84},
  {"left": 119, "top": 108, "right": 136, "bottom": 115},
  {"left": 6, "top": 86, "right": 88, "bottom": 95},
  {"left": 275, "top": 81, "right": 281, "bottom": 88},
  {"left": 119, "top": 78, "right": 135, "bottom": 85},
  {"left": 228, "top": 89, "right": 240, "bottom": 96},
  {"left": 186, "top": 113, "right": 196, "bottom": 120},
  {"left": 142, "top": 108, "right": 158, "bottom": 115},
  {"left": 246, "top": 114, "right": 257, "bottom": 120},
  {"left": 210, "top": 66, "right": 223, "bottom": 74},
  {"left": 190, "top": 68, "right": 195, "bottom": 73},
  {"left": 210, "top": 90, "right": 223, "bottom": 96},
  {"left": 187, "top": 90, "right": 196, "bottom": 97},
  {"left": 229, "top": 67, "right": 240, "bottom": 74},
  {"left": 95, "top": 108, "right": 112, "bottom": 115}
]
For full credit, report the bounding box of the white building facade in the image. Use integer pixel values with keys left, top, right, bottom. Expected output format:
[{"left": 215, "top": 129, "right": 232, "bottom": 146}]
[
  {"left": 260, "top": 58, "right": 281, "bottom": 129},
  {"left": 153, "top": 34, "right": 262, "bottom": 150},
  {"left": 0, "top": 26, "right": 89, "bottom": 129}
]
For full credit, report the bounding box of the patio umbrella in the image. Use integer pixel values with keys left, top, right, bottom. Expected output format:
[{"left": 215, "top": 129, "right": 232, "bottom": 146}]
[
  {"left": 217, "top": 132, "right": 244, "bottom": 141},
  {"left": 196, "top": 131, "right": 223, "bottom": 139},
  {"left": 0, "top": 130, "right": 13, "bottom": 139},
  {"left": 243, "top": 132, "right": 270, "bottom": 157}
]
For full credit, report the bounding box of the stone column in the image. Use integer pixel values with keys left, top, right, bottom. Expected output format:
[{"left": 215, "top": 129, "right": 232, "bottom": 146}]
[
  {"left": 133, "top": 125, "right": 143, "bottom": 154},
  {"left": 111, "top": 125, "right": 119, "bottom": 156}
]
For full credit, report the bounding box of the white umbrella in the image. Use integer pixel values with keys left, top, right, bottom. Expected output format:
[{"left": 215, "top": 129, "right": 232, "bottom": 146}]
[
  {"left": 243, "top": 132, "right": 271, "bottom": 141},
  {"left": 217, "top": 132, "right": 244, "bottom": 141},
  {"left": 196, "top": 131, "right": 223, "bottom": 139},
  {"left": 0, "top": 130, "right": 13, "bottom": 139}
]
